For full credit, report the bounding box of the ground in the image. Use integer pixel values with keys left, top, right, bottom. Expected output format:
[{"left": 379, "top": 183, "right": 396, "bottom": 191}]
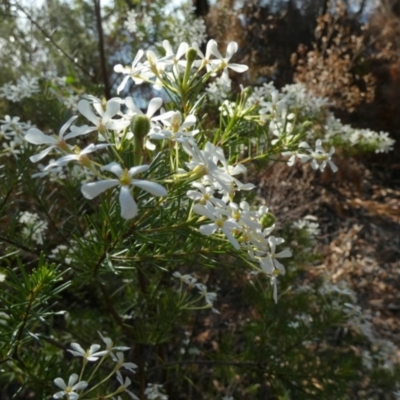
[{"left": 258, "top": 151, "right": 400, "bottom": 350}]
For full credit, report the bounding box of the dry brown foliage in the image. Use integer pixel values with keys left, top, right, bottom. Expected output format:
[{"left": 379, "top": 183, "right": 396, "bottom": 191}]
[{"left": 294, "top": 3, "right": 376, "bottom": 112}]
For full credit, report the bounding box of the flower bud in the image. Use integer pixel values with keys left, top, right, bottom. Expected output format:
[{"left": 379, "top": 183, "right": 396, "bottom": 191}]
[
  {"left": 301, "top": 121, "right": 313, "bottom": 130},
  {"left": 186, "top": 47, "right": 197, "bottom": 64},
  {"left": 130, "top": 115, "right": 150, "bottom": 139},
  {"left": 242, "top": 86, "right": 253, "bottom": 96},
  {"left": 260, "top": 212, "right": 275, "bottom": 229}
]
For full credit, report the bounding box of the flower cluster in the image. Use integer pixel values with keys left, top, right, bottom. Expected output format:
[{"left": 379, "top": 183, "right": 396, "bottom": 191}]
[
  {"left": 244, "top": 81, "right": 394, "bottom": 155},
  {"left": 144, "top": 383, "right": 168, "bottom": 400},
  {"left": 173, "top": 271, "right": 219, "bottom": 312},
  {"left": 0, "top": 74, "right": 39, "bottom": 102},
  {"left": 0, "top": 115, "right": 33, "bottom": 157},
  {"left": 53, "top": 333, "right": 138, "bottom": 400},
  {"left": 18, "top": 38, "right": 393, "bottom": 306},
  {"left": 19, "top": 211, "right": 48, "bottom": 245},
  {"left": 124, "top": 3, "right": 206, "bottom": 46}
]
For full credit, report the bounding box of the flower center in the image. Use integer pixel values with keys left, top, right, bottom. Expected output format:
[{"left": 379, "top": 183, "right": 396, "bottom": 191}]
[{"left": 119, "top": 169, "right": 132, "bottom": 186}]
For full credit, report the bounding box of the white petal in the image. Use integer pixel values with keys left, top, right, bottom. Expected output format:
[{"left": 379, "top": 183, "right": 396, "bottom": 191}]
[
  {"left": 45, "top": 154, "right": 78, "bottom": 169},
  {"left": 260, "top": 258, "right": 274, "bottom": 274},
  {"left": 222, "top": 228, "right": 241, "bottom": 250},
  {"left": 132, "top": 180, "right": 167, "bottom": 197},
  {"left": 162, "top": 40, "right": 173, "bottom": 56},
  {"left": 103, "top": 100, "right": 120, "bottom": 123},
  {"left": 238, "top": 183, "right": 256, "bottom": 191},
  {"left": 64, "top": 124, "right": 95, "bottom": 140},
  {"left": 329, "top": 160, "right": 338, "bottom": 173},
  {"left": 229, "top": 164, "right": 246, "bottom": 175},
  {"left": 186, "top": 190, "right": 202, "bottom": 201},
  {"left": 89, "top": 344, "right": 101, "bottom": 353},
  {"left": 271, "top": 277, "right": 278, "bottom": 303},
  {"left": 276, "top": 248, "right": 292, "bottom": 259},
  {"left": 199, "top": 223, "right": 217, "bottom": 235},
  {"left": 182, "top": 114, "right": 196, "bottom": 128},
  {"left": 114, "top": 64, "right": 125, "bottom": 73},
  {"left": 128, "top": 165, "right": 149, "bottom": 176},
  {"left": 68, "top": 394, "right": 79, "bottom": 400},
  {"left": 119, "top": 186, "right": 137, "bottom": 219},
  {"left": 81, "top": 143, "right": 110, "bottom": 155},
  {"left": 81, "top": 180, "right": 119, "bottom": 199},
  {"left": 176, "top": 42, "right": 189, "bottom": 59},
  {"left": 69, "top": 343, "right": 85, "bottom": 354},
  {"left": 193, "top": 204, "right": 214, "bottom": 220},
  {"left": 59, "top": 116, "right": 78, "bottom": 139},
  {"left": 132, "top": 49, "right": 144, "bottom": 67},
  {"left": 228, "top": 63, "right": 249, "bottom": 73},
  {"left": 146, "top": 98, "right": 163, "bottom": 118},
  {"left": 117, "top": 75, "right": 130, "bottom": 94},
  {"left": 101, "top": 162, "right": 123, "bottom": 177},
  {"left": 78, "top": 100, "right": 100, "bottom": 127},
  {"left": 145, "top": 139, "right": 156, "bottom": 151},
  {"left": 226, "top": 41, "right": 238, "bottom": 58},
  {"left": 68, "top": 373, "right": 79, "bottom": 387},
  {"left": 208, "top": 39, "right": 222, "bottom": 59},
  {"left": 53, "top": 391, "right": 66, "bottom": 399},
  {"left": 29, "top": 146, "right": 55, "bottom": 163},
  {"left": 274, "top": 259, "right": 286, "bottom": 275},
  {"left": 25, "top": 128, "right": 57, "bottom": 145},
  {"left": 53, "top": 378, "right": 67, "bottom": 390},
  {"left": 125, "top": 97, "right": 142, "bottom": 114}
]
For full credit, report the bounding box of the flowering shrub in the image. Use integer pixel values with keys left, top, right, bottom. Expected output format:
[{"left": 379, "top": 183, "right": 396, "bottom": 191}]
[{"left": 0, "top": 36, "right": 399, "bottom": 399}]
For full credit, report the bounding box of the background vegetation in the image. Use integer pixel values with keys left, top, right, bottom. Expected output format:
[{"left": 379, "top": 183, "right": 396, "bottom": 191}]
[{"left": 0, "top": 0, "right": 399, "bottom": 399}]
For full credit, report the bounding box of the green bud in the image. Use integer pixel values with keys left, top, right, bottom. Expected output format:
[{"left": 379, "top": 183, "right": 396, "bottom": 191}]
[
  {"left": 186, "top": 47, "right": 197, "bottom": 64},
  {"left": 242, "top": 86, "right": 253, "bottom": 96},
  {"left": 301, "top": 121, "right": 313, "bottom": 130},
  {"left": 130, "top": 115, "right": 150, "bottom": 139},
  {"left": 260, "top": 213, "right": 276, "bottom": 229}
]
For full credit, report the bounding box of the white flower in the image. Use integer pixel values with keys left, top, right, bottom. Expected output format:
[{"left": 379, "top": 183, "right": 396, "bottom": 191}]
[
  {"left": 25, "top": 116, "right": 91, "bottom": 163},
  {"left": 193, "top": 202, "right": 241, "bottom": 250},
  {"left": 206, "top": 76, "right": 231, "bottom": 103},
  {"left": 0, "top": 115, "right": 32, "bottom": 143},
  {"left": 67, "top": 343, "right": 107, "bottom": 362},
  {"left": 187, "top": 182, "right": 226, "bottom": 207},
  {"left": 195, "top": 283, "right": 218, "bottom": 311},
  {"left": 192, "top": 39, "right": 218, "bottom": 74},
  {"left": 116, "top": 371, "right": 139, "bottom": 399},
  {"left": 0, "top": 75, "right": 39, "bottom": 102},
  {"left": 208, "top": 41, "right": 249, "bottom": 84},
  {"left": 144, "top": 383, "right": 168, "bottom": 400},
  {"left": 112, "top": 352, "right": 137, "bottom": 373},
  {"left": 45, "top": 143, "right": 109, "bottom": 169},
  {"left": 81, "top": 162, "right": 167, "bottom": 220},
  {"left": 185, "top": 142, "right": 235, "bottom": 193},
  {"left": 309, "top": 140, "right": 338, "bottom": 172},
  {"left": 125, "top": 97, "right": 166, "bottom": 150},
  {"left": 114, "top": 50, "right": 151, "bottom": 93},
  {"left": 260, "top": 236, "right": 292, "bottom": 275},
  {"left": 19, "top": 211, "right": 48, "bottom": 245},
  {"left": 98, "top": 331, "right": 130, "bottom": 353},
  {"left": 281, "top": 142, "right": 311, "bottom": 166},
  {"left": 53, "top": 373, "right": 88, "bottom": 400},
  {"left": 78, "top": 97, "right": 128, "bottom": 134},
  {"left": 173, "top": 271, "right": 197, "bottom": 285},
  {"left": 149, "top": 111, "right": 198, "bottom": 144},
  {"left": 162, "top": 40, "right": 189, "bottom": 75},
  {"left": 144, "top": 49, "right": 174, "bottom": 77}
]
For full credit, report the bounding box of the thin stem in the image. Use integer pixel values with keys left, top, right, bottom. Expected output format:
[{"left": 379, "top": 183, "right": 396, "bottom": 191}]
[{"left": 93, "top": 0, "right": 111, "bottom": 99}]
